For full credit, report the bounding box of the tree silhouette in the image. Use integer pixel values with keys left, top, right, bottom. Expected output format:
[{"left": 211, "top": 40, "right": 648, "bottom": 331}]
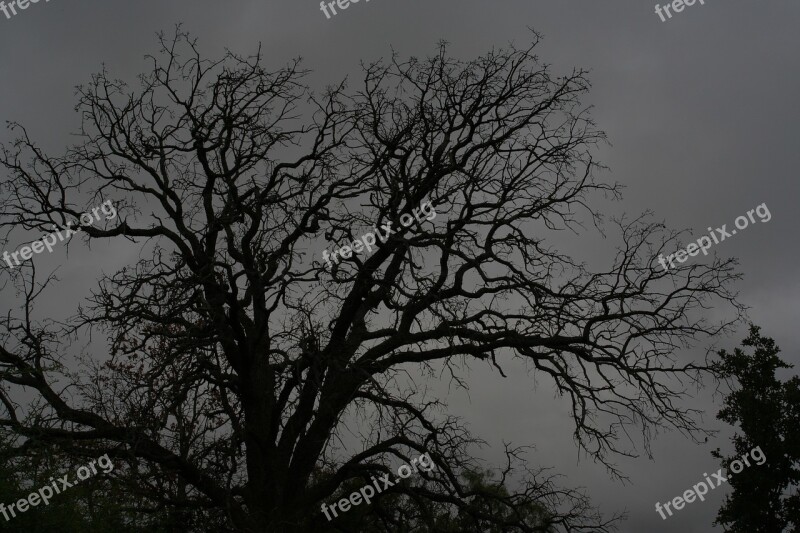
[
  {"left": 713, "top": 326, "right": 800, "bottom": 532},
  {"left": 0, "top": 29, "right": 744, "bottom": 531},
  {"left": 0, "top": 431, "right": 134, "bottom": 532}
]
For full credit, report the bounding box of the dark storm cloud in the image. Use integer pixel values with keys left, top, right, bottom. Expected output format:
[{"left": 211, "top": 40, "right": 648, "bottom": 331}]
[{"left": 2, "top": 1, "right": 797, "bottom": 530}]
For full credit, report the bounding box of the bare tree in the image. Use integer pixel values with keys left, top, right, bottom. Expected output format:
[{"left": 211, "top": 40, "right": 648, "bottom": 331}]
[{"left": 0, "top": 29, "right": 743, "bottom": 532}]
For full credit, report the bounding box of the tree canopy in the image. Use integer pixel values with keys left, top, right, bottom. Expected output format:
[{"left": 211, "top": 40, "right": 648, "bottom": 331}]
[
  {"left": 0, "top": 29, "right": 744, "bottom": 531},
  {"left": 714, "top": 326, "right": 800, "bottom": 532}
]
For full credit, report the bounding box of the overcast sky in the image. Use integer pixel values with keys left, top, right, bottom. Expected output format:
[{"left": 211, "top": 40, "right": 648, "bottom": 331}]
[{"left": 2, "top": 1, "right": 799, "bottom": 531}]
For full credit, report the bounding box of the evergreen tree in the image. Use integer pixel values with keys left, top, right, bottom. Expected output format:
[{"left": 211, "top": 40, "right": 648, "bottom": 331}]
[{"left": 713, "top": 325, "right": 800, "bottom": 532}]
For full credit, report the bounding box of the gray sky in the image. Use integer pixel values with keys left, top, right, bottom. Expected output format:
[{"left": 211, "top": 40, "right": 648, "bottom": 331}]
[{"left": 2, "top": 1, "right": 799, "bottom": 531}]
